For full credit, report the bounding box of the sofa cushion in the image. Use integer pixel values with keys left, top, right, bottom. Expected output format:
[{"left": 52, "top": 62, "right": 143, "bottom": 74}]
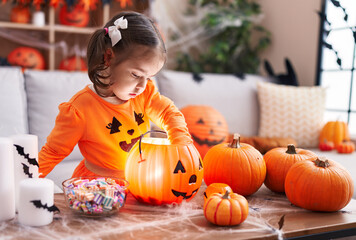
[
  {"left": 0, "top": 67, "right": 28, "bottom": 136},
  {"left": 24, "top": 70, "right": 91, "bottom": 161},
  {"left": 155, "top": 70, "right": 270, "bottom": 136},
  {"left": 257, "top": 81, "right": 326, "bottom": 148}
]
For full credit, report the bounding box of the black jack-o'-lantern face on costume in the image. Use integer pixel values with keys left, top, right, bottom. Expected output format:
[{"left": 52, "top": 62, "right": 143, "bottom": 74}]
[
  {"left": 106, "top": 111, "right": 147, "bottom": 152},
  {"left": 180, "top": 105, "right": 229, "bottom": 158}
]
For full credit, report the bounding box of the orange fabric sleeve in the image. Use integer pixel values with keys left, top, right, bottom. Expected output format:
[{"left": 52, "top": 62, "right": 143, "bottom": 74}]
[
  {"left": 39, "top": 102, "right": 85, "bottom": 177},
  {"left": 143, "top": 81, "right": 192, "bottom": 144}
]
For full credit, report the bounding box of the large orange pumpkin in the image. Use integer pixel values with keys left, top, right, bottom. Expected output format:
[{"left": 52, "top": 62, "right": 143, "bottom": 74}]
[
  {"left": 59, "top": 56, "right": 87, "bottom": 71},
  {"left": 319, "top": 121, "right": 350, "bottom": 147},
  {"left": 125, "top": 132, "right": 203, "bottom": 205},
  {"left": 285, "top": 157, "right": 354, "bottom": 212},
  {"left": 59, "top": 5, "right": 89, "bottom": 27},
  {"left": 204, "top": 191, "right": 249, "bottom": 226},
  {"left": 203, "top": 133, "right": 266, "bottom": 196},
  {"left": 10, "top": 6, "right": 31, "bottom": 23},
  {"left": 8, "top": 47, "right": 46, "bottom": 70},
  {"left": 180, "top": 105, "right": 229, "bottom": 158},
  {"left": 264, "top": 144, "right": 317, "bottom": 193}
]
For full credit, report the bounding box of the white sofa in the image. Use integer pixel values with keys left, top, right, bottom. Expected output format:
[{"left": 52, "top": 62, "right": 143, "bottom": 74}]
[{"left": 1, "top": 67, "right": 355, "bottom": 197}]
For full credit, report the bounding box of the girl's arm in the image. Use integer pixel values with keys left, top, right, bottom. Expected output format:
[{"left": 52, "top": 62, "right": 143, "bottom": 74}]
[
  {"left": 39, "top": 102, "right": 85, "bottom": 177},
  {"left": 142, "top": 80, "right": 192, "bottom": 144}
]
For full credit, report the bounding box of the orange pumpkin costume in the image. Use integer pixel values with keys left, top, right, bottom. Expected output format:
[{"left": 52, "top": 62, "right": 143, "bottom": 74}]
[{"left": 39, "top": 80, "right": 192, "bottom": 179}]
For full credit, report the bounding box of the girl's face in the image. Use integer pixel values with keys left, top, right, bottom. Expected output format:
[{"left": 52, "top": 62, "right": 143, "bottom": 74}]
[{"left": 107, "top": 49, "right": 165, "bottom": 103}]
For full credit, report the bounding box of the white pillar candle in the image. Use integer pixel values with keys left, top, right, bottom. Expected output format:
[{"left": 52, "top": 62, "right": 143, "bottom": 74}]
[
  {"left": 0, "top": 138, "right": 15, "bottom": 221},
  {"left": 10, "top": 134, "right": 39, "bottom": 211},
  {"left": 18, "top": 178, "right": 55, "bottom": 226}
]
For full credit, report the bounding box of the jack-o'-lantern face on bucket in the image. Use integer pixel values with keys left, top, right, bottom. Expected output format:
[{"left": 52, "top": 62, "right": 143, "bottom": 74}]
[
  {"left": 59, "top": 5, "right": 89, "bottom": 27},
  {"left": 180, "top": 105, "right": 229, "bottom": 158},
  {"left": 125, "top": 135, "right": 204, "bottom": 205},
  {"left": 8, "top": 47, "right": 46, "bottom": 70}
]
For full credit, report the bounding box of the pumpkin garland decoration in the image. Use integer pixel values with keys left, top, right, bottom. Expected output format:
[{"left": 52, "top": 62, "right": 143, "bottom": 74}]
[
  {"left": 180, "top": 105, "right": 229, "bottom": 159},
  {"left": 319, "top": 121, "right": 350, "bottom": 147},
  {"left": 336, "top": 141, "right": 355, "bottom": 154},
  {"left": 264, "top": 144, "right": 317, "bottom": 193},
  {"left": 203, "top": 133, "right": 266, "bottom": 196},
  {"left": 318, "top": 139, "right": 334, "bottom": 151},
  {"left": 203, "top": 183, "right": 233, "bottom": 202},
  {"left": 125, "top": 130, "right": 203, "bottom": 205},
  {"left": 285, "top": 157, "right": 354, "bottom": 212},
  {"left": 204, "top": 190, "right": 249, "bottom": 226}
]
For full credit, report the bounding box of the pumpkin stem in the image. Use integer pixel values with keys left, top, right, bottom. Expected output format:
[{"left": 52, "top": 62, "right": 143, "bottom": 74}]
[
  {"left": 222, "top": 190, "right": 230, "bottom": 199},
  {"left": 314, "top": 157, "right": 330, "bottom": 168},
  {"left": 285, "top": 144, "right": 297, "bottom": 154},
  {"left": 230, "top": 133, "right": 241, "bottom": 148}
]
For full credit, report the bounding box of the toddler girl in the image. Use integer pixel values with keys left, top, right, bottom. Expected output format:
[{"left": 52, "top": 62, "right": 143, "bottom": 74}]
[{"left": 39, "top": 11, "right": 192, "bottom": 179}]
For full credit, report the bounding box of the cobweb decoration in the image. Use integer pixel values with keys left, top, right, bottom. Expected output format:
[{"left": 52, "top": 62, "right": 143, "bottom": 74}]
[
  {"left": 0, "top": 28, "right": 86, "bottom": 61},
  {"left": 149, "top": 0, "right": 263, "bottom": 68}
]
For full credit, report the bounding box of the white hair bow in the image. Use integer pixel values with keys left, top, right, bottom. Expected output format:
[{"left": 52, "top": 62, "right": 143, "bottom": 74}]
[{"left": 108, "top": 16, "right": 128, "bottom": 47}]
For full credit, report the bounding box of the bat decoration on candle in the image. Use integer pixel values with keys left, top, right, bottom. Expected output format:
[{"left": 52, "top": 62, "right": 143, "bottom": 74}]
[
  {"left": 21, "top": 163, "right": 33, "bottom": 178},
  {"left": 14, "top": 144, "right": 39, "bottom": 167},
  {"left": 30, "top": 200, "right": 60, "bottom": 213}
]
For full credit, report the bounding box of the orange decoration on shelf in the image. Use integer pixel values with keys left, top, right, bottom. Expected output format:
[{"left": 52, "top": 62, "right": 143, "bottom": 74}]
[
  {"left": 59, "top": 56, "right": 87, "bottom": 71},
  {"left": 336, "top": 141, "right": 355, "bottom": 154},
  {"left": 319, "top": 139, "right": 335, "bottom": 151},
  {"left": 180, "top": 105, "right": 229, "bottom": 159},
  {"left": 285, "top": 157, "right": 354, "bottom": 212},
  {"left": 125, "top": 131, "right": 204, "bottom": 205},
  {"left": 59, "top": 4, "right": 90, "bottom": 27},
  {"left": 203, "top": 183, "right": 232, "bottom": 202},
  {"left": 10, "top": 5, "right": 31, "bottom": 23},
  {"left": 8, "top": 47, "right": 46, "bottom": 70},
  {"left": 263, "top": 144, "right": 317, "bottom": 193},
  {"left": 319, "top": 121, "right": 350, "bottom": 147},
  {"left": 117, "top": 0, "right": 133, "bottom": 8},
  {"left": 204, "top": 191, "right": 249, "bottom": 226},
  {"left": 203, "top": 133, "right": 266, "bottom": 196}
]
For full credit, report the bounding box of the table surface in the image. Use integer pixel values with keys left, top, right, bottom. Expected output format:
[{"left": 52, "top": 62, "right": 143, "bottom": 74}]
[{"left": 2, "top": 183, "right": 356, "bottom": 240}]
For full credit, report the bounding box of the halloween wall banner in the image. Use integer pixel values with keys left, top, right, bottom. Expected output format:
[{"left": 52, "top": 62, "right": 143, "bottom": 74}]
[
  {"left": 10, "top": 134, "right": 39, "bottom": 211},
  {"left": 18, "top": 178, "right": 55, "bottom": 226},
  {"left": 0, "top": 138, "right": 16, "bottom": 221}
]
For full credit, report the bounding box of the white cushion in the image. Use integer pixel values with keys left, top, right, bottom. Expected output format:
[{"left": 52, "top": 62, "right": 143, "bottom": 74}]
[
  {"left": 155, "top": 70, "right": 270, "bottom": 136},
  {"left": 0, "top": 67, "right": 28, "bottom": 136},
  {"left": 24, "top": 70, "right": 91, "bottom": 161},
  {"left": 257, "top": 81, "right": 326, "bottom": 148}
]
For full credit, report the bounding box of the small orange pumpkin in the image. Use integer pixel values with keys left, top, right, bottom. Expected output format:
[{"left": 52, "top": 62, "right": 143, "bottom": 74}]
[
  {"left": 59, "top": 56, "right": 87, "bottom": 71},
  {"left": 264, "top": 144, "right": 317, "bottom": 193},
  {"left": 203, "top": 183, "right": 233, "bottom": 202},
  {"left": 285, "top": 157, "right": 354, "bottom": 212},
  {"left": 319, "top": 121, "right": 350, "bottom": 147},
  {"left": 125, "top": 132, "right": 204, "bottom": 205},
  {"left": 180, "top": 105, "right": 229, "bottom": 158},
  {"left": 336, "top": 141, "right": 355, "bottom": 154},
  {"left": 204, "top": 191, "right": 249, "bottom": 226},
  {"left": 319, "top": 139, "right": 335, "bottom": 151},
  {"left": 10, "top": 6, "right": 31, "bottom": 23},
  {"left": 204, "top": 133, "right": 266, "bottom": 196},
  {"left": 59, "top": 5, "right": 90, "bottom": 27},
  {"left": 8, "top": 47, "right": 46, "bottom": 70}
]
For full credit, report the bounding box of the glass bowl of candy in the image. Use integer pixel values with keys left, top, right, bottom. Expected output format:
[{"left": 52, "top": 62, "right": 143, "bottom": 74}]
[{"left": 62, "top": 176, "right": 129, "bottom": 217}]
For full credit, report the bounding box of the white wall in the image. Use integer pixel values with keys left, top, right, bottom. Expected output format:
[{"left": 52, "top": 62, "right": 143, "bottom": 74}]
[{"left": 258, "top": 0, "right": 323, "bottom": 86}]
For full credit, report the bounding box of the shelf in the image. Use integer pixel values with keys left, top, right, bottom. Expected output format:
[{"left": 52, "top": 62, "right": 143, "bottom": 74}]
[
  {"left": 53, "top": 24, "right": 97, "bottom": 34},
  {"left": 0, "top": 21, "right": 51, "bottom": 31}
]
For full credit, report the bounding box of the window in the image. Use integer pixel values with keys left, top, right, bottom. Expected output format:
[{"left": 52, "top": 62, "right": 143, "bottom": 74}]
[{"left": 316, "top": 0, "right": 356, "bottom": 136}]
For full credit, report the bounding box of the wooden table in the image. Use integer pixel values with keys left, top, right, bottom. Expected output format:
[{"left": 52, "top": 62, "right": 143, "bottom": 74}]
[{"left": 2, "top": 183, "right": 356, "bottom": 240}]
